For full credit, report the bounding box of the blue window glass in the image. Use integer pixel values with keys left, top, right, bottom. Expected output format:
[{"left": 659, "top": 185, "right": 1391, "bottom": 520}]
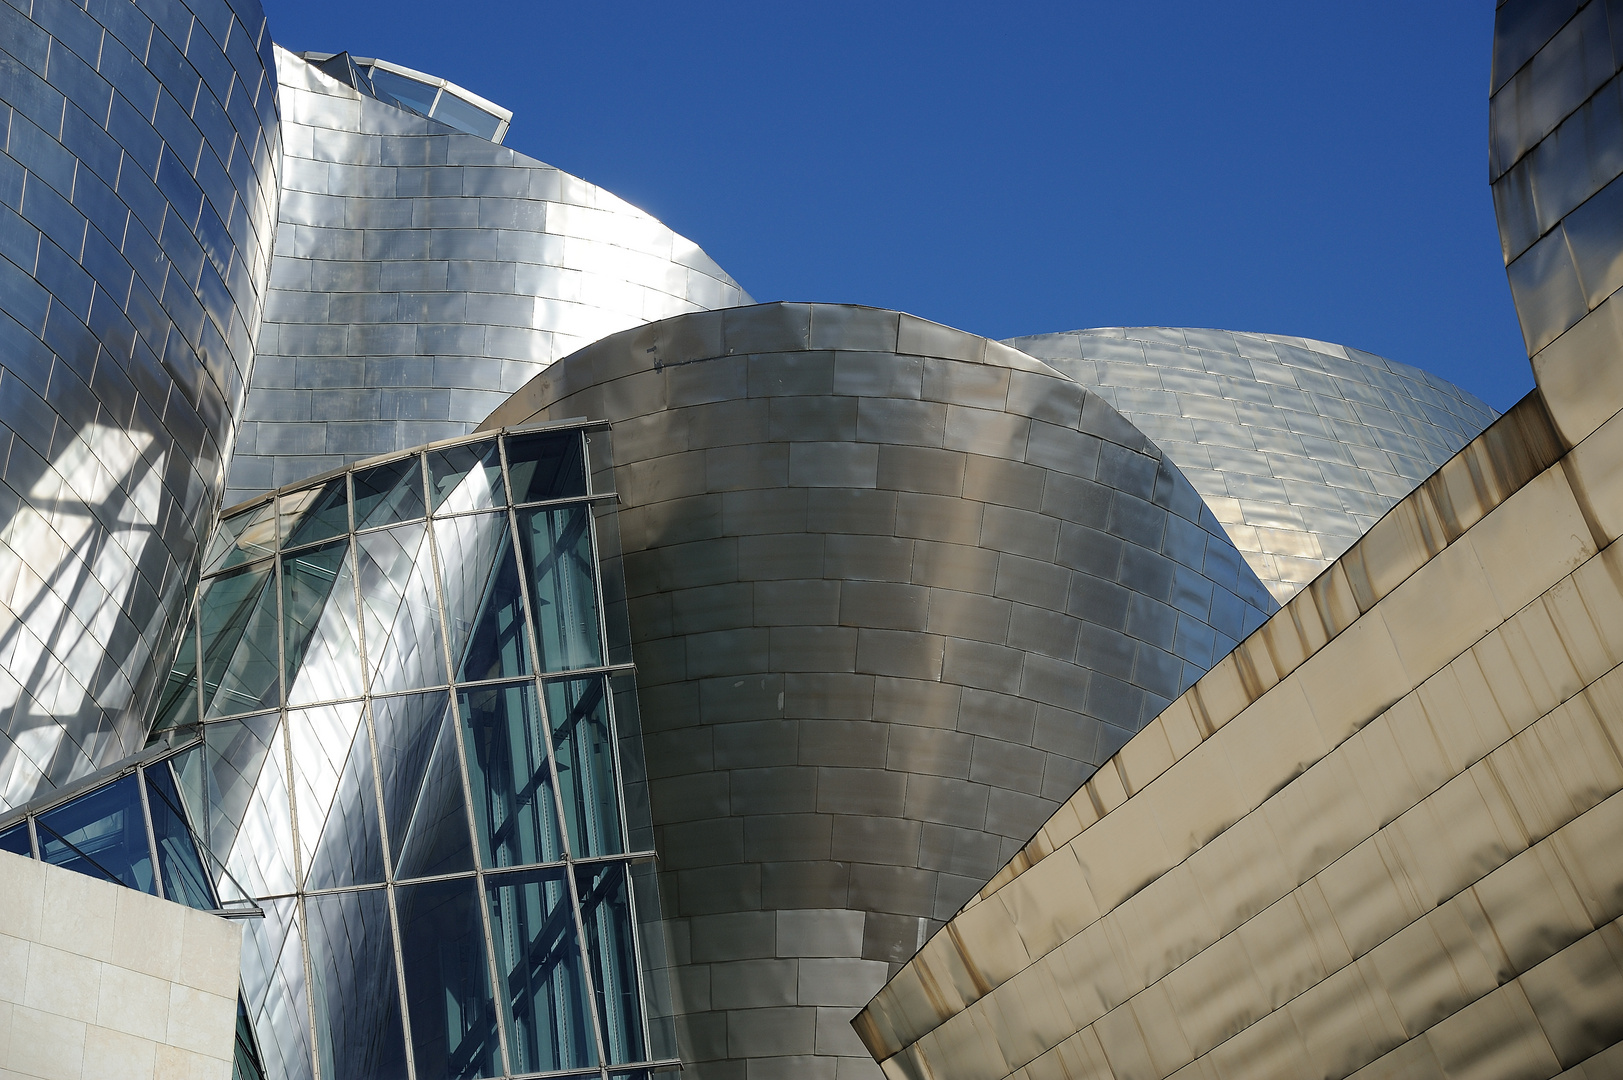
[
  {"left": 354, "top": 455, "right": 425, "bottom": 529},
  {"left": 506, "top": 431, "right": 586, "bottom": 504},
  {"left": 485, "top": 867, "right": 596, "bottom": 1072},
  {"left": 397, "top": 878, "right": 502, "bottom": 1080},
  {"left": 0, "top": 821, "right": 30, "bottom": 856},
  {"left": 144, "top": 762, "right": 217, "bottom": 910},
  {"left": 36, "top": 774, "right": 155, "bottom": 892},
  {"left": 576, "top": 862, "right": 646, "bottom": 1065},
  {"left": 518, "top": 505, "right": 603, "bottom": 673},
  {"left": 282, "top": 476, "right": 349, "bottom": 549},
  {"left": 438, "top": 513, "right": 531, "bottom": 682},
  {"left": 365, "top": 67, "right": 438, "bottom": 116},
  {"left": 429, "top": 439, "right": 505, "bottom": 514},
  {"left": 307, "top": 889, "right": 408, "bottom": 1080},
  {"left": 199, "top": 562, "right": 280, "bottom": 717},
  {"left": 458, "top": 681, "right": 563, "bottom": 869},
  {"left": 544, "top": 676, "right": 623, "bottom": 858}
]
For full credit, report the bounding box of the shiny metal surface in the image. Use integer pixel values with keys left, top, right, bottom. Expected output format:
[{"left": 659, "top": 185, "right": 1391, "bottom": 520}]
[
  {"left": 1004, "top": 329, "right": 1495, "bottom": 603},
  {"left": 223, "top": 48, "right": 751, "bottom": 505},
  {"left": 141, "top": 423, "right": 675, "bottom": 1080},
  {"left": 0, "top": 0, "right": 282, "bottom": 811},
  {"left": 482, "top": 302, "right": 1278, "bottom": 1080}
]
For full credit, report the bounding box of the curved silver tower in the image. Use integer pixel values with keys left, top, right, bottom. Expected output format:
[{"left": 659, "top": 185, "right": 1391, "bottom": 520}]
[
  {"left": 483, "top": 303, "right": 1277, "bottom": 1080},
  {"left": 224, "top": 48, "right": 751, "bottom": 504},
  {"left": 1004, "top": 328, "right": 1496, "bottom": 602},
  {"left": 0, "top": 0, "right": 282, "bottom": 808}
]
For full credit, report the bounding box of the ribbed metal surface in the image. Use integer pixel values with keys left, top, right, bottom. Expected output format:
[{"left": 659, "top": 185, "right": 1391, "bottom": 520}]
[
  {"left": 0, "top": 0, "right": 281, "bottom": 809},
  {"left": 1004, "top": 328, "right": 1496, "bottom": 602},
  {"left": 223, "top": 48, "right": 751, "bottom": 504},
  {"left": 482, "top": 302, "right": 1277, "bottom": 1080}
]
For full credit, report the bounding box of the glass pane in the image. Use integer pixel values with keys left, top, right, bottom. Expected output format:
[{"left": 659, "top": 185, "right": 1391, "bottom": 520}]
[
  {"left": 354, "top": 456, "right": 426, "bottom": 530},
  {"left": 291, "top": 704, "right": 385, "bottom": 891},
  {"left": 282, "top": 476, "right": 349, "bottom": 549},
  {"left": 203, "top": 500, "right": 277, "bottom": 575},
  {"left": 366, "top": 67, "right": 438, "bottom": 115},
  {"left": 506, "top": 431, "right": 586, "bottom": 504},
  {"left": 205, "top": 712, "right": 295, "bottom": 899},
  {"left": 150, "top": 621, "right": 200, "bottom": 732},
  {"left": 307, "top": 889, "right": 409, "bottom": 1080},
  {"left": 199, "top": 563, "right": 280, "bottom": 718},
  {"left": 576, "top": 862, "right": 646, "bottom": 1065},
  {"left": 438, "top": 513, "right": 531, "bottom": 683},
  {"left": 36, "top": 774, "right": 154, "bottom": 892},
  {"left": 357, "top": 523, "right": 447, "bottom": 694},
  {"left": 377, "top": 695, "right": 475, "bottom": 880},
  {"left": 485, "top": 867, "right": 596, "bottom": 1073},
  {"left": 145, "top": 762, "right": 216, "bottom": 910},
  {"left": 544, "top": 676, "right": 623, "bottom": 858},
  {"left": 429, "top": 440, "right": 505, "bottom": 515},
  {"left": 0, "top": 821, "right": 30, "bottom": 856},
  {"left": 233, "top": 996, "right": 267, "bottom": 1080},
  {"left": 283, "top": 541, "right": 363, "bottom": 706},
  {"left": 397, "top": 878, "right": 503, "bottom": 1080},
  {"left": 459, "top": 681, "right": 563, "bottom": 869},
  {"left": 518, "top": 506, "right": 603, "bottom": 673},
  {"left": 430, "top": 92, "right": 503, "bottom": 140},
  {"left": 241, "top": 897, "right": 313, "bottom": 1080}
]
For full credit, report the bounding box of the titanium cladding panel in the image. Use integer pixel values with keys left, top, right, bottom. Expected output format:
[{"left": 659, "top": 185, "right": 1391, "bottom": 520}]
[
  {"left": 1005, "top": 328, "right": 1496, "bottom": 603},
  {"left": 225, "top": 48, "right": 752, "bottom": 504},
  {"left": 482, "top": 302, "right": 1276, "bottom": 1079},
  {"left": 0, "top": 0, "right": 282, "bottom": 810}
]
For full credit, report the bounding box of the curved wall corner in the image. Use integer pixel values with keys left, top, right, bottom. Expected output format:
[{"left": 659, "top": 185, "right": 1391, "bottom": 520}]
[
  {"left": 482, "top": 302, "right": 1276, "bottom": 1078},
  {"left": 1006, "top": 328, "right": 1496, "bottom": 602},
  {"left": 0, "top": 0, "right": 282, "bottom": 809},
  {"left": 224, "top": 48, "right": 752, "bottom": 505}
]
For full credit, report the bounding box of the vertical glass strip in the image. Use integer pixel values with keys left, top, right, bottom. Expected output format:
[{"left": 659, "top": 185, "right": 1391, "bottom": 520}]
[
  {"left": 436, "top": 512, "right": 531, "bottom": 682},
  {"left": 144, "top": 762, "right": 217, "bottom": 910},
  {"left": 517, "top": 505, "right": 603, "bottom": 673},
  {"left": 377, "top": 694, "right": 475, "bottom": 880},
  {"left": 151, "top": 619, "right": 201, "bottom": 732},
  {"left": 458, "top": 681, "right": 563, "bottom": 868},
  {"left": 282, "top": 540, "right": 363, "bottom": 706},
  {"left": 306, "top": 889, "right": 409, "bottom": 1080},
  {"left": 575, "top": 862, "right": 646, "bottom": 1065},
  {"left": 485, "top": 867, "right": 597, "bottom": 1073},
  {"left": 396, "top": 877, "right": 503, "bottom": 1080},
  {"left": 240, "top": 897, "right": 314, "bottom": 1080},
  {"left": 199, "top": 563, "right": 280, "bottom": 718},
  {"left": 356, "top": 523, "right": 446, "bottom": 694},
  {"left": 205, "top": 712, "right": 296, "bottom": 899},
  {"left": 292, "top": 704, "right": 386, "bottom": 890},
  {"left": 543, "top": 675, "right": 624, "bottom": 858}
]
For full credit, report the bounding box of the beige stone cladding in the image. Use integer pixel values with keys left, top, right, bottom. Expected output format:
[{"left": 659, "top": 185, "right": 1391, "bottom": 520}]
[{"left": 0, "top": 851, "right": 241, "bottom": 1080}]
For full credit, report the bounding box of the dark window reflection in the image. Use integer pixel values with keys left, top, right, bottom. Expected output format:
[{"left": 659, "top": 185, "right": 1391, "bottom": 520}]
[
  {"left": 151, "top": 621, "right": 200, "bottom": 732},
  {"left": 203, "top": 500, "right": 278, "bottom": 575},
  {"left": 458, "top": 681, "right": 563, "bottom": 868},
  {"left": 0, "top": 821, "right": 30, "bottom": 856},
  {"left": 36, "top": 773, "right": 154, "bottom": 892},
  {"left": 506, "top": 432, "right": 586, "bottom": 504},
  {"left": 439, "top": 514, "right": 532, "bottom": 682},
  {"left": 397, "top": 878, "right": 502, "bottom": 1080},
  {"left": 544, "top": 676, "right": 623, "bottom": 858},
  {"left": 429, "top": 440, "right": 504, "bottom": 514},
  {"left": 144, "top": 763, "right": 217, "bottom": 909},
  {"left": 307, "top": 889, "right": 409, "bottom": 1080},
  {"left": 377, "top": 696, "right": 475, "bottom": 879},
  {"left": 518, "top": 506, "right": 602, "bottom": 673},
  {"left": 354, "top": 456, "right": 426, "bottom": 530},
  {"left": 199, "top": 562, "right": 280, "bottom": 717},
  {"left": 485, "top": 867, "right": 596, "bottom": 1072},
  {"left": 576, "top": 862, "right": 646, "bottom": 1065}
]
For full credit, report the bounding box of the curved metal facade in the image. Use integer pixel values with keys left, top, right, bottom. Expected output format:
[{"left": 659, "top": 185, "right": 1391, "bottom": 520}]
[
  {"left": 1004, "top": 328, "right": 1496, "bottom": 603},
  {"left": 0, "top": 0, "right": 282, "bottom": 810},
  {"left": 224, "top": 48, "right": 752, "bottom": 505},
  {"left": 482, "top": 302, "right": 1277, "bottom": 1079},
  {"left": 144, "top": 424, "right": 675, "bottom": 1080}
]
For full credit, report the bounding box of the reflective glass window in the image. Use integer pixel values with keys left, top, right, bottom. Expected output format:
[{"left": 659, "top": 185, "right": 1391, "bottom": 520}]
[
  {"left": 458, "top": 681, "right": 563, "bottom": 868},
  {"left": 576, "top": 862, "right": 645, "bottom": 1065},
  {"left": 397, "top": 878, "right": 502, "bottom": 1080},
  {"left": 307, "top": 889, "right": 408, "bottom": 1080},
  {"left": 506, "top": 432, "right": 587, "bottom": 504},
  {"left": 151, "top": 621, "right": 200, "bottom": 732},
  {"left": 204, "top": 712, "right": 296, "bottom": 899},
  {"left": 356, "top": 523, "right": 446, "bottom": 694},
  {"left": 354, "top": 456, "right": 426, "bottom": 529},
  {"left": 36, "top": 774, "right": 155, "bottom": 892},
  {"left": 144, "top": 763, "right": 216, "bottom": 910},
  {"left": 290, "top": 703, "right": 385, "bottom": 890},
  {"left": 233, "top": 996, "right": 268, "bottom": 1080},
  {"left": 241, "top": 897, "right": 314, "bottom": 1080},
  {"left": 544, "top": 676, "right": 623, "bottom": 858},
  {"left": 281, "top": 476, "right": 349, "bottom": 549},
  {"left": 485, "top": 867, "right": 596, "bottom": 1073},
  {"left": 283, "top": 541, "right": 363, "bottom": 705},
  {"left": 203, "top": 500, "right": 277, "bottom": 575},
  {"left": 438, "top": 513, "right": 531, "bottom": 682},
  {"left": 199, "top": 562, "right": 280, "bottom": 718},
  {"left": 0, "top": 821, "right": 30, "bottom": 856},
  {"left": 365, "top": 67, "right": 438, "bottom": 115},
  {"left": 430, "top": 92, "right": 503, "bottom": 140},
  {"left": 519, "top": 505, "right": 603, "bottom": 673},
  {"left": 374, "top": 693, "right": 475, "bottom": 880},
  {"left": 429, "top": 440, "right": 505, "bottom": 514}
]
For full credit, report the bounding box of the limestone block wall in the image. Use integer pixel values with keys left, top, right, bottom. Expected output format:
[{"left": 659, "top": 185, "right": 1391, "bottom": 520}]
[{"left": 0, "top": 850, "right": 242, "bottom": 1080}]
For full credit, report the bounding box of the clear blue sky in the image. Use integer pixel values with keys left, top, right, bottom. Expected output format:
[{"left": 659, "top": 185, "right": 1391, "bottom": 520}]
[{"left": 266, "top": 1, "right": 1531, "bottom": 412}]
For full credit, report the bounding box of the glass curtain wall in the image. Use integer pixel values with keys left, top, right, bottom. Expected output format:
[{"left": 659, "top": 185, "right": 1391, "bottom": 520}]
[{"left": 135, "top": 423, "right": 671, "bottom": 1080}]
